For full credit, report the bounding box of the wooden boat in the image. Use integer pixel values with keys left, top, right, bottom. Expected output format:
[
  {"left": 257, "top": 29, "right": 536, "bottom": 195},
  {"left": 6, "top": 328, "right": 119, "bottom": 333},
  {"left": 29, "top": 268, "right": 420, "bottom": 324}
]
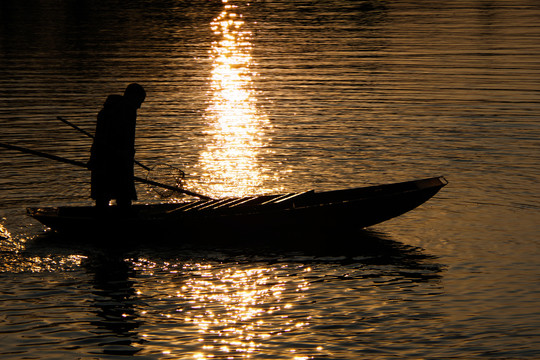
[{"left": 27, "top": 176, "right": 447, "bottom": 240}]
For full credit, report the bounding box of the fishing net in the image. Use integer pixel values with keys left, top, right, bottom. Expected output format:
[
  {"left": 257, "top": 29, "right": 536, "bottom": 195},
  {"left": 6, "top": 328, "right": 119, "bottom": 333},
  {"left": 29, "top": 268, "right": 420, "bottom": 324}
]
[{"left": 145, "top": 163, "right": 186, "bottom": 198}]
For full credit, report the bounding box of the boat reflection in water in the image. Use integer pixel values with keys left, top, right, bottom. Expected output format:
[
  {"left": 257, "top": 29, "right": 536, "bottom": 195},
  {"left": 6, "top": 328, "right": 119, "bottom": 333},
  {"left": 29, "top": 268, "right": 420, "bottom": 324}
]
[{"left": 195, "top": 1, "right": 277, "bottom": 198}]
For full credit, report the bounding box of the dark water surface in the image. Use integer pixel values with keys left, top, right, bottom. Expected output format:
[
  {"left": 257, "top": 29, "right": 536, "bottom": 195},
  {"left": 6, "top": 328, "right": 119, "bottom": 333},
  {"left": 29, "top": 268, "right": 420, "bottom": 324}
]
[{"left": 1, "top": 0, "right": 539, "bottom": 359}]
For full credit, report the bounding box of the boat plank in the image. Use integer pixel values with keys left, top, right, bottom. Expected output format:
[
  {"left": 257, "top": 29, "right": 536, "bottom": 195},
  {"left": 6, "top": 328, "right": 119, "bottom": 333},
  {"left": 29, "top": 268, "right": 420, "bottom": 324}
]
[
  {"left": 166, "top": 200, "right": 209, "bottom": 214},
  {"left": 228, "top": 195, "right": 278, "bottom": 208},
  {"left": 271, "top": 190, "right": 314, "bottom": 205}
]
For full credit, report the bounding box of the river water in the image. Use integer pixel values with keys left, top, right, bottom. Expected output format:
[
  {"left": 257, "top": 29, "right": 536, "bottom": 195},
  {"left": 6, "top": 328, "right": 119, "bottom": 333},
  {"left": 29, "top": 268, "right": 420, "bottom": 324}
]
[{"left": 0, "top": 0, "right": 539, "bottom": 359}]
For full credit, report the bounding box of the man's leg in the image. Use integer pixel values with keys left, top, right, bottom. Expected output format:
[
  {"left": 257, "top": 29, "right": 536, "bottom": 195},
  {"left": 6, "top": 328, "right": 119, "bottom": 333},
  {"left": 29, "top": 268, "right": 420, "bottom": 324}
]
[
  {"left": 116, "top": 197, "right": 132, "bottom": 211},
  {"left": 96, "top": 197, "right": 110, "bottom": 209},
  {"left": 95, "top": 197, "right": 110, "bottom": 217}
]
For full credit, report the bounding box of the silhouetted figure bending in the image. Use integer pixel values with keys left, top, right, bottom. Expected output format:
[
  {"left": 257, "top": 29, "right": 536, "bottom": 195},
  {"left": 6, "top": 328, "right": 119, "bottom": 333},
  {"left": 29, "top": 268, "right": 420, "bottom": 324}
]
[{"left": 89, "top": 83, "right": 146, "bottom": 210}]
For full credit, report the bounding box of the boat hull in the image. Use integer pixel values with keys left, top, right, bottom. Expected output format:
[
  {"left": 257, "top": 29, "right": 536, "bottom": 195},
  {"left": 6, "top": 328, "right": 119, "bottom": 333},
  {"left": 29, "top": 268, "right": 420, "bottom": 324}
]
[{"left": 27, "top": 176, "right": 447, "bottom": 241}]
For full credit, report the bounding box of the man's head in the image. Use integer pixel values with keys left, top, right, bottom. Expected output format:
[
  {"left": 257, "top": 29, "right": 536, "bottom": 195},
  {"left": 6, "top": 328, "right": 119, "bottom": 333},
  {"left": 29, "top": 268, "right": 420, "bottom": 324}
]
[{"left": 124, "top": 83, "right": 146, "bottom": 109}]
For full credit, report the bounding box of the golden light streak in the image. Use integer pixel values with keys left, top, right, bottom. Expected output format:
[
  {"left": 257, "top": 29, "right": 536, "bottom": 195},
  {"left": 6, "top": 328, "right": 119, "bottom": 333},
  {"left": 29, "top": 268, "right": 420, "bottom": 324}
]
[{"left": 197, "top": 1, "right": 274, "bottom": 197}]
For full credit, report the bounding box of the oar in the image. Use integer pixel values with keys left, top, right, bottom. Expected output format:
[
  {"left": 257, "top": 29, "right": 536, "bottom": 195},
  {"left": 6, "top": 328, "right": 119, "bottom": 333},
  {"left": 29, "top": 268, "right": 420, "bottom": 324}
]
[
  {"left": 57, "top": 116, "right": 151, "bottom": 171},
  {"left": 0, "top": 142, "right": 213, "bottom": 200}
]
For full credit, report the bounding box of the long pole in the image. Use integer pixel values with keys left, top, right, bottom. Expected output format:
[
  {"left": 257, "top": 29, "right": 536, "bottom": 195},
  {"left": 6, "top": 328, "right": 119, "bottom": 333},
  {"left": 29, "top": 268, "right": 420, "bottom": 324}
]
[
  {"left": 57, "top": 116, "right": 151, "bottom": 171},
  {"left": 0, "top": 142, "right": 213, "bottom": 200}
]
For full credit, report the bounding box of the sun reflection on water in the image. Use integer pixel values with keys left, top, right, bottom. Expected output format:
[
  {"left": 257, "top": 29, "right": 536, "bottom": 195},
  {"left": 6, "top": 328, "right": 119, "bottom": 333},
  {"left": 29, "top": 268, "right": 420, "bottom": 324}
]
[
  {"left": 196, "top": 1, "right": 276, "bottom": 197},
  {"left": 181, "top": 266, "right": 297, "bottom": 358},
  {"left": 133, "top": 260, "right": 314, "bottom": 359}
]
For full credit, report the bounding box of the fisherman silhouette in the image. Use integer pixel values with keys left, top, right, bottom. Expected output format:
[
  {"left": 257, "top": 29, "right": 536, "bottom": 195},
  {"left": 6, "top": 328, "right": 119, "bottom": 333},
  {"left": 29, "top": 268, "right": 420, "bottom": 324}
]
[{"left": 88, "top": 83, "right": 146, "bottom": 210}]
